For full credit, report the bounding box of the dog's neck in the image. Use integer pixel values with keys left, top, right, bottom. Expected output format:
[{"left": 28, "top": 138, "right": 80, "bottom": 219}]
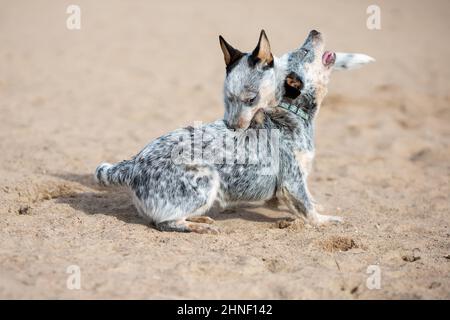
[
  {"left": 277, "top": 101, "right": 310, "bottom": 121},
  {"left": 263, "top": 56, "right": 318, "bottom": 149},
  {"left": 248, "top": 55, "right": 322, "bottom": 150}
]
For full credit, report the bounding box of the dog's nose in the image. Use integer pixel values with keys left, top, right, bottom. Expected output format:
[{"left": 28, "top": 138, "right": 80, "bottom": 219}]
[{"left": 310, "top": 30, "right": 321, "bottom": 38}]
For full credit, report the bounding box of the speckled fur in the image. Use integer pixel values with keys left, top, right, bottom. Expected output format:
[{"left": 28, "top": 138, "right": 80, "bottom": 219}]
[{"left": 94, "top": 30, "right": 373, "bottom": 233}]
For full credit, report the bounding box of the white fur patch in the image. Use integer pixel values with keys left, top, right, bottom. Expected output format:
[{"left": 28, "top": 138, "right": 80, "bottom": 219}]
[
  {"left": 95, "top": 162, "right": 112, "bottom": 185},
  {"left": 294, "top": 150, "right": 314, "bottom": 178}
]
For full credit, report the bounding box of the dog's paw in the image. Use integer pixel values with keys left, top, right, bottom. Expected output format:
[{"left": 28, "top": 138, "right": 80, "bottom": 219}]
[
  {"left": 312, "top": 213, "right": 343, "bottom": 225},
  {"left": 186, "top": 216, "right": 215, "bottom": 224},
  {"left": 187, "top": 222, "right": 220, "bottom": 235},
  {"left": 314, "top": 203, "right": 325, "bottom": 212}
]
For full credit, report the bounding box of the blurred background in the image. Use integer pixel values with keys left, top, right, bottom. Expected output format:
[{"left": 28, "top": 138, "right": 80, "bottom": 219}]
[{"left": 0, "top": 0, "right": 448, "bottom": 299}]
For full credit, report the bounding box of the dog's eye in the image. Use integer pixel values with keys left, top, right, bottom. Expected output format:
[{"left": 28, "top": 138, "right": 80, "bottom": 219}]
[
  {"left": 301, "top": 49, "right": 309, "bottom": 56},
  {"left": 244, "top": 96, "right": 257, "bottom": 106}
]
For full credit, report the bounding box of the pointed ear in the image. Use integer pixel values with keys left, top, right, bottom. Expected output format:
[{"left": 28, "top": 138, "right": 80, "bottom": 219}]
[
  {"left": 251, "top": 30, "right": 273, "bottom": 66},
  {"left": 219, "top": 35, "right": 244, "bottom": 67}
]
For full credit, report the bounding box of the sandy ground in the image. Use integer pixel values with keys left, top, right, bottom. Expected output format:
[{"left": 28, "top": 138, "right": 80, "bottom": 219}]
[{"left": 0, "top": 0, "right": 449, "bottom": 299}]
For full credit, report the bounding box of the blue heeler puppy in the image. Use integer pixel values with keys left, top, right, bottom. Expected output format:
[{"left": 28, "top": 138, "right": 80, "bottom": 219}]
[{"left": 95, "top": 30, "right": 374, "bottom": 234}]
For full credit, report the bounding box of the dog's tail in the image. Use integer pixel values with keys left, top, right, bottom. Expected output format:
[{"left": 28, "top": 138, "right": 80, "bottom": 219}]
[
  {"left": 333, "top": 53, "right": 375, "bottom": 70},
  {"left": 94, "top": 160, "right": 134, "bottom": 186}
]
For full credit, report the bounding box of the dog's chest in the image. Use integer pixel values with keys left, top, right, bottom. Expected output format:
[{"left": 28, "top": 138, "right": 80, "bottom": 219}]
[{"left": 294, "top": 150, "right": 315, "bottom": 177}]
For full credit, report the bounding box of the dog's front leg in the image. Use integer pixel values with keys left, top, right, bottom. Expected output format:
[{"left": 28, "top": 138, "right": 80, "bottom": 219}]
[{"left": 280, "top": 164, "right": 342, "bottom": 225}]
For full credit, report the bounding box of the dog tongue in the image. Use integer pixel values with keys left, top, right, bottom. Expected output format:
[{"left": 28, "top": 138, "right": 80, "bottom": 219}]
[{"left": 322, "top": 51, "right": 336, "bottom": 66}]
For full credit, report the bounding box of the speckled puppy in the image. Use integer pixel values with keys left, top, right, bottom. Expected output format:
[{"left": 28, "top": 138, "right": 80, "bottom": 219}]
[{"left": 95, "top": 30, "right": 373, "bottom": 234}]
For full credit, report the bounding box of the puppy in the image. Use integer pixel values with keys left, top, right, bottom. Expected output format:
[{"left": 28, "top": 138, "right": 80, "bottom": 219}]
[{"left": 95, "top": 30, "right": 374, "bottom": 234}]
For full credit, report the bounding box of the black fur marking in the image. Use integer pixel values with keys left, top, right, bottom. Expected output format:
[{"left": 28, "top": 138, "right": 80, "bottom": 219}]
[
  {"left": 219, "top": 35, "right": 245, "bottom": 74},
  {"left": 226, "top": 54, "right": 245, "bottom": 74},
  {"left": 248, "top": 55, "right": 274, "bottom": 69},
  {"left": 284, "top": 72, "right": 302, "bottom": 100},
  {"left": 96, "top": 166, "right": 104, "bottom": 181}
]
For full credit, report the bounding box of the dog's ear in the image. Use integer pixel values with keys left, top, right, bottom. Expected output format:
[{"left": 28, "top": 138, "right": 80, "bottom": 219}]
[
  {"left": 284, "top": 72, "right": 303, "bottom": 100},
  {"left": 219, "top": 35, "right": 244, "bottom": 68},
  {"left": 333, "top": 53, "right": 375, "bottom": 70},
  {"left": 251, "top": 30, "right": 273, "bottom": 67}
]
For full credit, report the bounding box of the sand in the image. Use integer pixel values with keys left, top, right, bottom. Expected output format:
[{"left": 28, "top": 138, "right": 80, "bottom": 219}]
[{"left": 0, "top": 0, "right": 449, "bottom": 299}]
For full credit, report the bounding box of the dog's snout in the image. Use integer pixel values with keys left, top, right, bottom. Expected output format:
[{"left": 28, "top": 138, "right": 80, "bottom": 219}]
[
  {"left": 224, "top": 117, "right": 250, "bottom": 130},
  {"left": 310, "top": 30, "right": 321, "bottom": 37},
  {"left": 305, "top": 29, "right": 323, "bottom": 47}
]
